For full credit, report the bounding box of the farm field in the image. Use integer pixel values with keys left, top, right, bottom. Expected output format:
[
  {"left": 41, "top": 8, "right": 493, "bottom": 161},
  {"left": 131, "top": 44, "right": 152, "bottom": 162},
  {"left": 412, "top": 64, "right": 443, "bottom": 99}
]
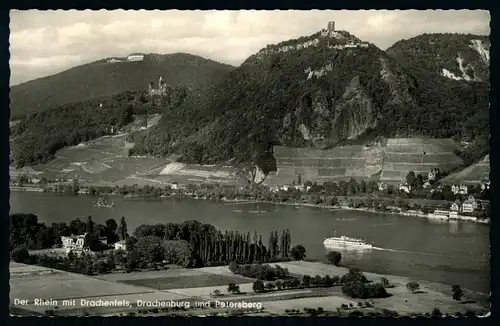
[
  {"left": 10, "top": 261, "right": 488, "bottom": 317},
  {"left": 122, "top": 273, "right": 251, "bottom": 290},
  {"left": 10, "top": 114, "right": 242, "bottom": 188}
]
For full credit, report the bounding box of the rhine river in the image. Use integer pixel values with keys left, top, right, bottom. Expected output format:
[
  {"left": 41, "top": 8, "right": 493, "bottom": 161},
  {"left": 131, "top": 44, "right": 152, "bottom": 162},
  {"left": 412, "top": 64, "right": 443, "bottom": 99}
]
[{"left": 10, "top": 191, "right": 490, "bottom": 293}]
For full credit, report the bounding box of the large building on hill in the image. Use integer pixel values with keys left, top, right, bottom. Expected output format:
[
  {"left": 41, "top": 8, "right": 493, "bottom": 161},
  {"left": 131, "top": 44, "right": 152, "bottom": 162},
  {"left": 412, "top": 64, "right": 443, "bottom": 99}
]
[
  {"left": 149, "top": 76, "right": 169, "bottom": 96},
  {"left": 127, "top": 53, "right": 145, "bottom": 61}
]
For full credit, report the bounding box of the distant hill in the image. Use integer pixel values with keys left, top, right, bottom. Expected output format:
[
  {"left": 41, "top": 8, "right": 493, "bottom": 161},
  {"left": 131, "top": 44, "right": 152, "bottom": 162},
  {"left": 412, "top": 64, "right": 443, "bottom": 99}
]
[
  {"left": 386, "top": 33, "right": 490, "bottom": 82},
  {"left": 10, "top": 53, "right": 234, "bottom": 119},
  {"left": 386, "top": 33, "right": 490, "bottom": 168},
  {"left": 129, "top": 27, "right": 489, "bottom": 174}
]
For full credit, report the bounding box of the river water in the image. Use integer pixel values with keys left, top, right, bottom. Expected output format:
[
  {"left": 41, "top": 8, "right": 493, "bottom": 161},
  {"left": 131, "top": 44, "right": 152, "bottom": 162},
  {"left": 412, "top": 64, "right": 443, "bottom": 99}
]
[{"left": 9, "top": 191, "right": 490, "bottom": 293}]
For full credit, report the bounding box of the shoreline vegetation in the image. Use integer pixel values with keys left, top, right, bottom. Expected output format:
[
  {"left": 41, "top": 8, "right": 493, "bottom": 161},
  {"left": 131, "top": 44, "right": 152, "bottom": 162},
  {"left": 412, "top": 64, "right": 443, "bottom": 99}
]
[{"left": 10, "top": 182, "right": 490, "bottom": 225}]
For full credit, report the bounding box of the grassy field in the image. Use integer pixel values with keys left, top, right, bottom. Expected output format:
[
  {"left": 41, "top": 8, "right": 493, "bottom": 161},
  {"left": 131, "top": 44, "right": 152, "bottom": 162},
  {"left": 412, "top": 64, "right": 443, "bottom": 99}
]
[
  {"left": 9, "top": 263, "right": 155, "bottom": 303},
  {"left": 122, "top": 273, "right": 251, "bottom": 290},
  {"left": 441, "top": 155, "right": 489, "bottom": 184},
  {"left": 10, "top": 261, "right": 489, "bottom": 317}
]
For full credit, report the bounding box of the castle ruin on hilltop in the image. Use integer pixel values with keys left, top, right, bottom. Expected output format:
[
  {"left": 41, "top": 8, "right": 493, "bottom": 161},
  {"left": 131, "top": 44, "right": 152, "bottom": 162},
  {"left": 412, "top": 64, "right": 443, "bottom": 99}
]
[
  {"left": 327, "top": 21, "right": 335, "bottom": 31},
  {"left": 149, "top": 76, "right": 169, "bottom": 96}
]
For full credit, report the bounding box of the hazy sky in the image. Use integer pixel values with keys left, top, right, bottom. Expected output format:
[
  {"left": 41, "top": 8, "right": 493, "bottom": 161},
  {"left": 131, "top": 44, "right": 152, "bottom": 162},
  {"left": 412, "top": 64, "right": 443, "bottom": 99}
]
[{"left": 10, "top": 10, "right": 490, "bottom": 85}]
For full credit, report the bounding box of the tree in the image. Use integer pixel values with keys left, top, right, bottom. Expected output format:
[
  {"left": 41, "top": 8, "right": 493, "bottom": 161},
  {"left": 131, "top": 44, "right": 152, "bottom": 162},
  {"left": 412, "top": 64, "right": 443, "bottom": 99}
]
[
  {"left": 227, "top": 283, "right": 241, "bottom": 294},
  {"left": 290, "top": 244, "right": 306, "bottom": 260},
  {"left": 452, "top": 285, "right": 464, "bottom": 301},
  {"left": 135, "top": 235, "right": 165, "bottom": 264},
  {"left": 406, "top": 281, "right": 420, "bottom": 293},
  {"left": 326, "top": 251, "right": 342, "bottom": 266},
  {"left": 105, "top": 219, "right": 118, "bottom": 243},
  {"left": 10, "top": 246, "right": 30, "bottom": 263},
  {"left": 405, "top": 171, "right": 416, "bottom": 187},
  {"left": 117, "top": 216, "right": 128, "bottom": 241},
  {"left": 301, "top": 275, "right": 312, "bottom": 288},
  {"left": 253, "top": 280, "right": 265, "bottom": 293},
  {"left": 83, "top": 233, "right": 103, "bottom": 251},
  {"left": 125, "top": 249, "right": 140, "bottom": 272},
  {"left": 85, "top": 216, "right": 95, "bottom": 234},
  {"left": 380, "top": 277, "right": 390, "bottom": 288},
  {"left": 229, "top": 261, "right": 240, "bottom": 274}
]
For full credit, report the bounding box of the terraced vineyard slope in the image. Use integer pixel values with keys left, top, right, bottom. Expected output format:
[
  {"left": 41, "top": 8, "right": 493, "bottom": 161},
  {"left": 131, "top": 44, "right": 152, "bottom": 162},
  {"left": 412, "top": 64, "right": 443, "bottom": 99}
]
[
  {"left": 266, "top": 138, "right": 463, "bottom": 185},
  {"left": 440, "top": 155, "right": 489, "bottom": 184},
  {"left": 379, "top": 138, "right": 463, "bottom": 183}
]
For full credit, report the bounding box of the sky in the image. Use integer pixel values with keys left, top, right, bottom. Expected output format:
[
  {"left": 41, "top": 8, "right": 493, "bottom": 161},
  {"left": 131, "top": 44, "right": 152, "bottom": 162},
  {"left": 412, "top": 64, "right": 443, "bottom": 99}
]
[{"left": 10, "top": 10, "right": 490, "bottom": 85}]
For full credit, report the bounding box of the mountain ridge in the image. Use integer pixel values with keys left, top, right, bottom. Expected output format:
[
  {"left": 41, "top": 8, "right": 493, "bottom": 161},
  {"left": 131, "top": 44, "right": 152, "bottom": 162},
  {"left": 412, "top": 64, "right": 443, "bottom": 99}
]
[
  {"left": 10, "top": 53, "right": 235, "bottom": 119},
  {"left": 128, "top": 26, "right": 488, "bottom": 174}
]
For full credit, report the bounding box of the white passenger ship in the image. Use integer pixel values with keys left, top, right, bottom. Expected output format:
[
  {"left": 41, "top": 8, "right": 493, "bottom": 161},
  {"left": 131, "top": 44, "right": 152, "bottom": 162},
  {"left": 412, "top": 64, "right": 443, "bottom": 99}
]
[{"left": 323, "top": 232, "right": 373, "bottom": 249}]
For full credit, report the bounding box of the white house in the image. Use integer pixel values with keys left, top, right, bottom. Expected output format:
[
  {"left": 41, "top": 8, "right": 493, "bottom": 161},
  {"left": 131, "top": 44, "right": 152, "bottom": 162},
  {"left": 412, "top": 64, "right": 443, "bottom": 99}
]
[
  {"left": 114, "top": 240, "right": 127, "bottom": 251},
  {"left": 462, "top": 196, "right": 478, "bottom": 213},
  {"left": 270, "top": 186, "right": 280, "bottom": 193},
  {"left": 127, "top": 53, "right": 145, "bottom": 61},
  {"left": 171, "top": 182, "right": 179, "bottom": 190},
  {"left": 450, "top": 202, "right": 462, "bottom": 212},
  {"left": 378, "top": 182, "right": 388, "bottom": 191},
  {"left": 61, "top": 233, "right": 87, "bottom": 254},
  {"left": 451, "top": 184, "right": 468, "bottom": 195},
  {"left": 280, "top": 185, "right": 291, "bottom": 191},
  {"left": 293, "top": 185, "right": 306, "bottom": 192},
  {"left": 428, "top": 168, "right": 440, "bottom": 182},
  {"left": 398, "top": 183, "right": 411, "bottom": 194},
  {"left": 481, "top": 180, "right": 490, "bottom": 191}
]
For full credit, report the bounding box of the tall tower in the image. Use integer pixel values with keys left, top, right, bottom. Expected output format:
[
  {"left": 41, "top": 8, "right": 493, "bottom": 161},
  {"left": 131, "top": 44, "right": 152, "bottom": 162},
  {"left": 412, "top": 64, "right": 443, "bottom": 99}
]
[{"left": 327, "top": 21, "right": 335, "bottom": 31}]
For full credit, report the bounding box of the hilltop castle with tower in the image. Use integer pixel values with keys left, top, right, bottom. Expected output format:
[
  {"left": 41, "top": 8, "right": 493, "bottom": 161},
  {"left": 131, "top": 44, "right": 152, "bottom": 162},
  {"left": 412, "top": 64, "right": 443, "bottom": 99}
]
[{"left": 149, "top": 76, "right": 169, "bottom": 96}]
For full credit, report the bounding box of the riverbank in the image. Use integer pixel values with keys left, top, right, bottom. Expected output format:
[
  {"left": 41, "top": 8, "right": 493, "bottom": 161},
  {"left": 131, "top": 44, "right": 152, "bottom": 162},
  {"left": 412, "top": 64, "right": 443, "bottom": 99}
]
[
  {"left": 10, "top": 184, "right": 489, "bottom": 225},
  {"left": 222, "top": 199, "right": 489, "bottom": 224}
]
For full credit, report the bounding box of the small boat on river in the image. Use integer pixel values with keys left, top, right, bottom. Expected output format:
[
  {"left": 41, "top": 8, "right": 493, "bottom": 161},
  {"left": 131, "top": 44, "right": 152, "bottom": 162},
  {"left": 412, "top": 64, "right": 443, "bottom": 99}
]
[{"left": 94, "top": 197, "right": 114, "bottom": 208}]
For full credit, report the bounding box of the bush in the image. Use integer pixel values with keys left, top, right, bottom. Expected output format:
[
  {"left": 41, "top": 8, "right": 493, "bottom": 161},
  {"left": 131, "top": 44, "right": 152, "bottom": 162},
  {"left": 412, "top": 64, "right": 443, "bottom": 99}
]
[
  {"left": 253, "top": 280, "right": 265, "bottom": 293},
  {"left": 431, "top": 308, "right": 442, "bottom": 317},
  {"left": 341, "top": 268, "right": 368, "bottom": 284},
  {"left": 230, "top": 263, "right": 288, "bottom": 281},
  {"left": 452, "top": 284, "right": 463, "bottom": 301},
  {"left": 163, "top": 240, "right": 198, "bottom": 267},
  {"left": 290, "top": 245, "right": 306, "bottom": 260},
  {"left": 227, "top": 283, "right": 240, "bottom": 294},
  {"left": 301, "top": 275, "right": 312, "bottom": 287},
  {"left": 348, "top": 310, "right": 364, "bottom": 317},
  {"left": 326, "top": 251, "right": 342, "bottom": 266},
  {"left": 10, "top": 246, "right": 30, "bottom": 263},
  {"left": 380, "top": 277, "right": 390, "bottom": 288},
  {"left": 406, "top": 281, "right": 420, "bottom": 293},
  {"left": 342, "top": 281, "right": 389, "bottom": 299},
  {"left": 228, "top": 261, "right": 240, "bottom": 273}
]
